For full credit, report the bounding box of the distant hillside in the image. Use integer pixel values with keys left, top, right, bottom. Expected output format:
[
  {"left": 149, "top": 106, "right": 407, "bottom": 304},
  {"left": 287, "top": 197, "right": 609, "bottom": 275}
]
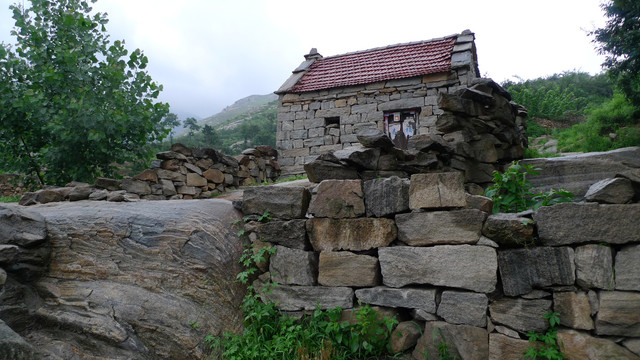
[{"left": 199, "top": 93, "right": 278, "bottom": 127}]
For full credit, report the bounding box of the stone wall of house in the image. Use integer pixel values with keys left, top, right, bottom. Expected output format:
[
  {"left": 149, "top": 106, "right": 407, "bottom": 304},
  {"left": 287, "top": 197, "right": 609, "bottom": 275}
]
[
  {"left": 239, "top": 173, "right": 640, "bottom": 359},
  {"left": 275, "top": 32, "right": 515, "bottom": 176},
  {"left": 17, "top": 143, "right": 281, "bottom": 206}
]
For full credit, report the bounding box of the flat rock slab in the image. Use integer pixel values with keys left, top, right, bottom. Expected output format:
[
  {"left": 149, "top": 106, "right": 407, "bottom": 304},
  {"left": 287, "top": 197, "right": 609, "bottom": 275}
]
[
  {"left": 306, "top": 218, "right": 396, "bottom": 252},
  {"left": 378, "top": 245, "right": 497, "bottom": 293},
  {"left": 585, "top": 177, "right": 635, "bottom": 204},
  {"left": 413, "top": 321, "right": 488, "bottom": 360},
  {"left": 242, "top": 186, "right": 310, "bottom": 219},
  {"left": 0, "top": 205, "right": 47, "bottom": 248},
  {"left": 523, "top": 146, "right": 640, "bottom": 198},
  {"left": 256, "top": 282, "right": 354, "bottom": 311},
  {"left": 318, "top": 251, "right": 379, "bottom": 287},
  {"left": 354, "top": 286, "right": 436, "bottom": 313},
  {"left": 244, "top": 219, "right": 309, "bottom": 250},
  {"left": 489, "top": 298, "right": 551, "bottom": 333},
  {"left": 498, "top": 247, "right": 575, "bottom": 296},
  {"left": 534, "top": 203, "right": 640, "bottom": 246},
  {"left": 596, "top": 291, "right": 640, "bottom": 337},
  {"left": 395, "top": 209, "right": 486, "bottom": 246}
]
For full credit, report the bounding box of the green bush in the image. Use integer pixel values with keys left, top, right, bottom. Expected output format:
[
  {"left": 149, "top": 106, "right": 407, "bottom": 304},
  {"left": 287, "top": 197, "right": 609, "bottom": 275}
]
[{"left": 484, "top": 162, "right": 573, "bottom": 213}]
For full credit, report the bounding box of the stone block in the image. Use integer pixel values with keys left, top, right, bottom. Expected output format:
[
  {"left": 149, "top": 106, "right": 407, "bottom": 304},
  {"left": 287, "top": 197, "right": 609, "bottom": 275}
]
[
  {"left": 176, "top": 186, "right": 197, "bottom": 195},
  {"left": 269, "top": 246, "right": 318, "bottom": 286},
  {"left": 242, "top": 186, "right": 310, "bottom": 220},
  {"left": 68, "top": 185, "right": 92, "bottom": 201},
  {"left": 94, "top": 177, "right": 121, "bottom": 191},
  {"left": 304, "top": 160, "right": 359, "bottom": 183},
  {"left": 596, "top": 291, "right": 640, "bottom": 336},
  {"left": 318, "top": 251, "right": 379, "bottom": 287},
  {"left": 334, "top": 145, "right": 380, "bottom": 170},
  {"left": 363, "top": 176, "right": 410, "bottom": 218},
  {"left": 203, "top": 169, "right": 225, "bottom": 184},
  {"left": 413, "top": 322, "right": 488, "bottom": 360},
  {"left": 355, "top": 286, "right": 436, "bottom": 312},
  {"left": 437, "top": 291, "right": 488, "bottom": 327},
  {"left": 408, "top": 172, "right": 466, "bottom": 209},
  {"left": 307, "top": 180, "right": 365, "bottom": 218},
  {"left": 482, "top": 213, "right": 534, "bottom": 247},
  {"left": 378, "top": 245, "right": 497, "bottom": 293},
  {"left": 584, "top": 177, "right": 635, "bottom": 204},
  {"left": 306, "top": 218, "right": 396, "bottom": 252},
  {"left": 466, "top": 194, "right": 493, "bottom": 213},
  {"left": 575, "top": 244, "right": 614, "bottom": 290},
  {"left": 489, "top": 298, "right": 551, "bottom": 333},
  {"left": 557, "top": 330, "right": 640, "bottom": 360},
  {"left": 533, "top": 203, "right": 640, "bottom": 246},
  {"left": 186, "top": 173, "right": 207, "bottom": 187},
  {"left": 256, "top": 281, "right": 353, "bottom": 311},
  {"left": 489, "top": 333, "right": 533, "bottom": 360},
  {"left": 120, "top": 179, "right": 151, "bottom": 195},
  {"left": 155, "top": 169, "right": 185, "bottom": 182},
  {"left": 244, "top": 219, "right": 311, "bottom": 250},
  {"left": 615, "top": 244, "right": 640, "bottom": 291},
  {"left": 395, "top": 209, "right": 486, "bottom": 246},
  {"left": 378, "top": 97, "right": 424, "bottom": 111},
  {"left": 553, "top": 292, "right": 594, "bottom": 330},
  {"left": 498, "top": 247, "right": 575, "bottom": 296}
]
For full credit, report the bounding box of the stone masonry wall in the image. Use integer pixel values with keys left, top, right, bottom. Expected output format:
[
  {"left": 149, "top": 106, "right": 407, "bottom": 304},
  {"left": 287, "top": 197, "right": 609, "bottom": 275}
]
[
  {"left": 276, "top": 33, "right": 481, "bottom": 176},
  {"left": 239, "top": 173, "right": 640, "bottom": 359},
  {"left": 17, "top": 143, "right": 281, "bottom": 206}
]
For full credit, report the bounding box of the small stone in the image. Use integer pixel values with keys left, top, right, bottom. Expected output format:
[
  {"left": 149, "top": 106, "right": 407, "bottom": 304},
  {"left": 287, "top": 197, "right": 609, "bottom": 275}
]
[
  {"left": 106, "top": 190, "right": 126, "bottom": 202},
  {"left": 186, "top": 173, "right": 207, "bottom": 187},
  {"left": 466, "top": 193, "right": 493, "bottom": 213},
  {"left": 494, "top": 326, "right": 520, "bottom": 339},
  {"left": 35, "top": 189, "right": 64, "bottom": 204},
  {"left": 477, "top": 236, "right": 498, "bottom": 248},
  {"left": 184, "top": 163, "right": 203, "bottom": 176},
  {"left": 68, "top": 185, "right": 92, "bottom": 201},
  {"left": 482, "top": 213, "right": 534, "bottom": 247},
  {"left": 412, "top": 309, "right": 438, "bottom": 321},
  {"left": 133, "top": 169, "right": 158, "bottom": 183},
  {"left": 585, "top": 177, "right": 634, "bottom": 204},
  {"left": 88, "top": 189, "right": 109, "bottom": 201},
  {"left": 94, "top": 177, "right": 121, "bottom": 191},
  {"left": 390, "top": 321, "right": 422, "bottom": 354},
  {"left": 356, "top": 129, "right": 394, "bottom": 150},
  {"left": 203, "top": 169, "right": 225, "bottom": 184}
]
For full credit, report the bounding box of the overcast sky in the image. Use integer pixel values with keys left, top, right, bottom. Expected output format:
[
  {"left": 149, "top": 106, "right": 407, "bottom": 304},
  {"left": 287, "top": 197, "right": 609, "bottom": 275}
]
[{"left": 0, "top": 0, "right": 608, "bottom": 120}]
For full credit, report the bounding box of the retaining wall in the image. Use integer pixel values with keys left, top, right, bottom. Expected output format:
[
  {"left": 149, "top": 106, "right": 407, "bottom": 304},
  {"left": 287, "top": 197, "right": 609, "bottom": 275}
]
[{"left": 240, "top": 172, "right": 640, "bottom": 359}]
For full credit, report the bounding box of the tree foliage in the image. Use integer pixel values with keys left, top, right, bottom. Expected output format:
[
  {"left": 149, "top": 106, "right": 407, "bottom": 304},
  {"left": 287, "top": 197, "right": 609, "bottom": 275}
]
[
  {"left": 0, "top": 0, "right": 171, "bottom": 186},
  {"left": 591, "top": 0, "right": 640, "bottom": 107}
]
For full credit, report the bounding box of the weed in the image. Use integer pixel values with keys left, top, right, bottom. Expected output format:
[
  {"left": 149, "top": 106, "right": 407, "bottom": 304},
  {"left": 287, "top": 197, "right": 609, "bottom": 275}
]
[
  {"left": 0, "top": 195, "right": 20, "bottom": 203},
  {"left": 257, "top": 211, "right": 271, "bottom": 223},
  {"left": 189, "top": 321, "right": 201, "bottom": 329},
  {"left": 524, "top": 312, "right": 566, "bottom": 360},
  {"left": 422, "top": 327, "right": 457, "bottom": 360},
  {"left": 484, "top": 161, "right": 573, "bottom": 213}
]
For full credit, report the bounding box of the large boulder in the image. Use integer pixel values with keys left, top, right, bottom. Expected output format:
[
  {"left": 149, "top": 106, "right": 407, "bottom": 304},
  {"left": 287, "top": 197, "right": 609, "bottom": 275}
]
[{"left": 0, "top": 200, "right": 246, "bottom": 360}]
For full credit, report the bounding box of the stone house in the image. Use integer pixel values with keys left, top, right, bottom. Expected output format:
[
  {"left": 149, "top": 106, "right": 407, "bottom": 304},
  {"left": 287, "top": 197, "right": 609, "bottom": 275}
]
[{"left": 275, "top": 30, "right": 481, "bottom": 175}]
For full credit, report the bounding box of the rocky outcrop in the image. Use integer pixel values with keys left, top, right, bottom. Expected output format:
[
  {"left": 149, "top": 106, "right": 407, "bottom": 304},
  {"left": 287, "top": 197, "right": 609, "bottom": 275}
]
[{"left": 0, "top": 200, "right": 245, "bottom": 359}]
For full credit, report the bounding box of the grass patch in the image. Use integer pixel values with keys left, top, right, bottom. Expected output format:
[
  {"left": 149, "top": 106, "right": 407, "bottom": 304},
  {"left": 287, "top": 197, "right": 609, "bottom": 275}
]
[{"left": 0, "top": 195, "right": 21, "bottom": 203}]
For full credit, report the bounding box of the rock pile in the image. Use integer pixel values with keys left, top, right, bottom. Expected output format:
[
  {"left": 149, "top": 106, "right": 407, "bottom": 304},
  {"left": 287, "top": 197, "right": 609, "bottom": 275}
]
[
  {"left": 239, "top": 173, "right": 640, "bottom": 359},
  {"left": 18, "top": 144, "right": 281, "bottom": 205},
  {"left": 304, "top": 79, "right": 527, "bottom": 188},
  {"left": 0, "top": 174, "right": 23, "bottom": 197}
]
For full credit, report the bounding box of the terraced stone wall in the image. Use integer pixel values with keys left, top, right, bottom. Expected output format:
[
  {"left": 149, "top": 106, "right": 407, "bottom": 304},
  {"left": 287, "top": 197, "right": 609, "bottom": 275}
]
[{"left": 239, "top": 172, "right": 640, "bottom": 359}]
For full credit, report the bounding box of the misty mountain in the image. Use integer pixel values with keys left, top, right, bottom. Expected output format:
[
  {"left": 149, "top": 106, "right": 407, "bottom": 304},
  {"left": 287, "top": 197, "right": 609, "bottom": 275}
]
[{"left": 199, "top": 93, "right": 278, "bottom": 128}]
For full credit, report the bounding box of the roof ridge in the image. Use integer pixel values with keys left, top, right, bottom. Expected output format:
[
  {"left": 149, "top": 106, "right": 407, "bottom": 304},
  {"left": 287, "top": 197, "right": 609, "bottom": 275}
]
[{"left": 319, "top": 32, "right": 461, "bottom": 61}]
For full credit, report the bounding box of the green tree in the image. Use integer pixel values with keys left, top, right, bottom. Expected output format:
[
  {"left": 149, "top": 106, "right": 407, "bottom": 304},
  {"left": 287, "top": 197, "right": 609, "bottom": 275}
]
[
  {"left": 0, "top": 0, "right": 170, "bottom": 186},
  {"left": 591, "top": 0, "right": 640, "bottom": 107},
  {"left": 201, "top": 124, "right": 219, "bottom": 146},
  {"left": 163, "top": 113, "right": 181, "bottom": 144},
  {"left": 183, "top": 117, "right": 200, "bottom": 144}
]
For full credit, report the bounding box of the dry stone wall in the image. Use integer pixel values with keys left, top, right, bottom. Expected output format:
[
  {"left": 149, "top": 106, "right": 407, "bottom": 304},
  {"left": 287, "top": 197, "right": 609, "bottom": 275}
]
[
  {"left": 18, "top": 143, "right": 281, "bottom": 206},
  {"left": 240, "top": 172, "right": 640, "bottom": 360}
]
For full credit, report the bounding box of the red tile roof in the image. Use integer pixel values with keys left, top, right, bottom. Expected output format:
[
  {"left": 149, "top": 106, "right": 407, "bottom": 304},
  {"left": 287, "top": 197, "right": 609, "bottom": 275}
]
[{"left": 290, "top": 36, "right": 457, "bottom": 93}]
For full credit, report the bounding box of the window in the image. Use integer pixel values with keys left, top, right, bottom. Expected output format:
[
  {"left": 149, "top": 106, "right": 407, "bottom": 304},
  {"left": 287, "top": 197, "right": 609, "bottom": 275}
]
[{"left": 384, "top": 109, "right": 418, "bottom": 149}]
